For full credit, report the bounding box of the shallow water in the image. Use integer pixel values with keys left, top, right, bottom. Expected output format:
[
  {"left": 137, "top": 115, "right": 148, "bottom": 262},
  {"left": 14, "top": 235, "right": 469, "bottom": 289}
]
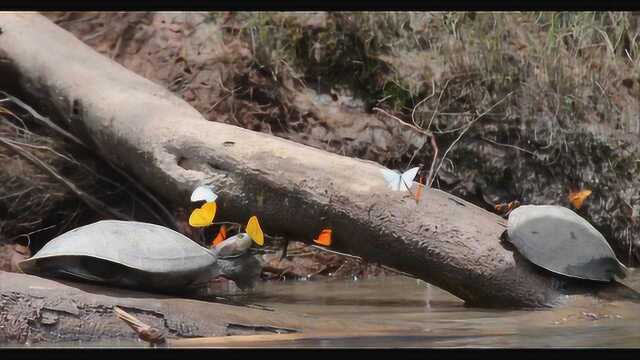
[
  {"left": 223, "top": 271, "right": 640, "bottom": 348},
  {"left": 5, "top": 271, "right": 640, "bottom": 348}
]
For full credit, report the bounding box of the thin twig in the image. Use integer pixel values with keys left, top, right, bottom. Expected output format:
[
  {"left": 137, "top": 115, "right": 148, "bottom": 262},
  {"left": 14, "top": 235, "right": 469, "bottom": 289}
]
[
  {"left": 331, "top": 261, "right": 348, "bottom": 277},
  {"left": 425, "top": 79, "right": 450, "bottom": 131},
  {"left": 0, "top": 91, "right": 87, "bottom": 147},
  {"left": 425, "top": 135, "right": 439, "bottom": 190},
  {"left": 0, "top": 137, "right": 133, "bottom": 221},
  {"left": 7, "top": 140, "right": 126, "bottom": 189},
  {"left": 379, "top": 264, "right": 419, "bottom": 279},
  {"left": 411, "top": 79, "right": 436, "bottom": 129},
  {"left": 265, "top": 233, "right": 285, "bottom": 241},
  {"left": 431, "top": 119, "right": 476, "bottom": 135},
  {"left": 0, "top": 105, "right": 29, "bottom": 130},
  {"left": 82, "top": 29, "right": 107, "bottom": 42},
  {"left": 211, "top": 221, "right": 242, "bottom": 227},
  {"left": 8, "top": 224, "right": 57, "bottom": 246},
  {"left": 308, "top": 264, "right": 328, "bottom": 278},
  {"left": 0, "top": 187, "right": 34, "bottom": 201},
  {"left": 310, "top": 245, "right": 364, "bottom": 260},
  {"left": 429, "top": 92, "right": 514, "bottom": 189},
  {"left": 373, "top": 105, "right": 433, "bottom": 201},
  {"left": 372, "top": 107, "right": 432, "bottom": 137},
  {"left": 210, "top": 221, "right": 283, "bottom": 243},
  {"left": 480, "top": 137, "right": 538, "bottom": 157},
  {"left": 1, "top": 91, "right": 178, "bottom": 230},
  {"left": 106, "top": 161, "right": 179, "bottom": 230},
  {"left": 6, "top": 137, "right": 170, "bottom": 227}
]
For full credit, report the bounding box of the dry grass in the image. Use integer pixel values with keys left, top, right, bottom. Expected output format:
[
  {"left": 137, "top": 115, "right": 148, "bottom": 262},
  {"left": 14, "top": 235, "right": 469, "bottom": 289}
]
[
  {"left": 0, "top": 92, "right": 174, "bottom": 250},
  {"left": 0, "top": 105, "right": 79, "bottom": 240}
]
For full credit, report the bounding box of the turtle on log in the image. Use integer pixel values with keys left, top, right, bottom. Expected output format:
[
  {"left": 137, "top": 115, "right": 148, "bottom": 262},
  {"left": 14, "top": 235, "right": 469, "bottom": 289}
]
[
  {"left": 505, "top": 205, "right": 628, "bottom": 282},
  {"left": 18, "top": 220, "right": 263, "bottom": 292}
]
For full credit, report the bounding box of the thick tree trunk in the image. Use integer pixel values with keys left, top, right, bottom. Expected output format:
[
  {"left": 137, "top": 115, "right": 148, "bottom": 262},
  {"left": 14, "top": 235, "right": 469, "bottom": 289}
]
[
  {"left": 0, "top": 13, "right": 568, "bottom": 307},
  {"left": 0, "top": 271, "right": 400, "bottom": 344}
]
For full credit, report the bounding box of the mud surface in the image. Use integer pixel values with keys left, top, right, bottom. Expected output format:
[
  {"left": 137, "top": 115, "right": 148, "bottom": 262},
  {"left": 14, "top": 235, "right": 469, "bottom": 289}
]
[{"left": 0, "top": 271, "right": 409, "bottom": 345}]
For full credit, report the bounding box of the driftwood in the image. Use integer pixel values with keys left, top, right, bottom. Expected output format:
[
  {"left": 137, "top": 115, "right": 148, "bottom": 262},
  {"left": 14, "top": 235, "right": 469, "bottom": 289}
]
[
  {"left": 114, "top": 306, "right": 474, "bottom": 348},
  {"left": 0, "top": 13, "right": 624, "bottom": 308},
  {"left": 0, "top": 271, "right": 407, "bottom": 344}
]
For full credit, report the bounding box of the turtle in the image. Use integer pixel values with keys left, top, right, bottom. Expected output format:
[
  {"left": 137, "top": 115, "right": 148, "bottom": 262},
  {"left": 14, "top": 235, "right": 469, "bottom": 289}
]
[
  {"left": 18, "top": 220, "right": 263, "bottom": 292},
  {"left": 212, "top": 215, "right": 265, "bottom": 258},
  {"left": 215, "top": 233, "right": 254, "bottom": 258},
  {"left": 505, "top": 205, "right": 628, "bottom": 282}
]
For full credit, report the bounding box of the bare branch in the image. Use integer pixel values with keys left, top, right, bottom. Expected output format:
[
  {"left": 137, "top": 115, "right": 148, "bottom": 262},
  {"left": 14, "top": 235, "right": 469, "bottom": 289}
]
[
  {"left": 0, "top": 137, "right": 133, "bottom": 220},
  {"left": 481, "top": 137, "right": 539, "bottom": 157},
  {"left": 429, "top": 92, "right": 514, "bottom": 188},
  {"left": 1, "top": 91, "right": 178, "bottom": 230},
  {"left": 425, "top": 135, "right": 439, "bottom": 190},
  {"left": 411, "top": 78, "right": 436, "bottom": 128},
  {"left": 372, "top": 107, "right": 432, "bottom": 137},
  {"left": 425, "top": 79, "right": 450, "bottom": 131}
]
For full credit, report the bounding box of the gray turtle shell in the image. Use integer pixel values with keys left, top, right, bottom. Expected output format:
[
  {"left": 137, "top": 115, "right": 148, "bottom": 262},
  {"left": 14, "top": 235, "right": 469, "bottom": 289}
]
[
  {"left": 19, "top": 220, "right": 218, "bottom": 290},
  {"left": 507, "top": 205, "right": 627, "bottom": 282}
]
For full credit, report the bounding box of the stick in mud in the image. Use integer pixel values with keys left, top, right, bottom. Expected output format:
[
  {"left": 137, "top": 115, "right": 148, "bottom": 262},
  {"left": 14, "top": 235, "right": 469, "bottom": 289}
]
[
  {"left": 114, "top": 307, "right": 167, "bottom": 346},
  {"left": 114, "top": 304, "right": 518, "bottom": 348}
]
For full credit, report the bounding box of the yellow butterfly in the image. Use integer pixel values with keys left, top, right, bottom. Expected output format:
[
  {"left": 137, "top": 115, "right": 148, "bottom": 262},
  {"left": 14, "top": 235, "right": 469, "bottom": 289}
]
[
  {"left": 246, "top": 215, "right": 264, "bottom": 246},
  {"left": 189, "top": 202, "right": 216, "bottom": 227}
]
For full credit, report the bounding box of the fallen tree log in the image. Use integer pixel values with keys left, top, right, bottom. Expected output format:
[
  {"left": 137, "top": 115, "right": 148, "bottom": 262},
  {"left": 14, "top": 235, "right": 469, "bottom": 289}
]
[
  {"left": 0, "top": 13, "right": 619, "bottom": 308},
  {"left": 0, "top": 271, "right": 405, "bottom": 344}
]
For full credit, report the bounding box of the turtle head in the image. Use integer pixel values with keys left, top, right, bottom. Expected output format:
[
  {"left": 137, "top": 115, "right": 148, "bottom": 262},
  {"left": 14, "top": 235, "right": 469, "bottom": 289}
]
[
  {"left": 611, "top": 260, "right": 629, "bottom": 280},
  {"left": 213, "top": 233, "right": 252, "bottom": 259},
  {"left": 214, "top": 252, "right": 263, "bottom": 290}
]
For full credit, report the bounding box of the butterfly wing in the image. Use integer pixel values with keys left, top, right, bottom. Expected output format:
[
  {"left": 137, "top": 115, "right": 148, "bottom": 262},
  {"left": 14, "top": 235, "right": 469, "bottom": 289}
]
[
  {"left": 568, "top": 189, "right": 592, "bottom": 209},
  {"left": 313, "top": 229, "right": 332, "bottom": 246},
  {"left": 189, "top": 202, "right": 217, "bottom": 227},
  {"left": 246, "top": 216, "right": 264, "bottom": 246},
  {"left": 211, "top": 224, "right": 228, "bottom": 247},
  {"left": 400, "top": 167, "right": 420, "bottom": 191},
  {"left": 191, "top": 185, "right": 218, "bottom": 203},
  {"left": 380, "top": 168, "right": 402, "bottom": 191}
]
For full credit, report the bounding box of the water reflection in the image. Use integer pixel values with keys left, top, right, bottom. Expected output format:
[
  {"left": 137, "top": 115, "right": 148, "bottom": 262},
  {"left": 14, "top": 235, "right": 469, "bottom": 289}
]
[{"left": 222, "top": 272, "right": 640, "bottom": 347}]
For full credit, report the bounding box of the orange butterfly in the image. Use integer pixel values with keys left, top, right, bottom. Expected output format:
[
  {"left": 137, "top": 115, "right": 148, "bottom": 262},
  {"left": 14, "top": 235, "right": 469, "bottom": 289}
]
[
  {"left": 313, "top": 229, "right": 332, "bottom": 246},
  {"left": 211, "top": 225, "right": 228, "bottom": 247},
  {"left": 568, "top": 188, "right": 592, "bottom": 209},
  {"left": 495, "top": 200, "right": 520, "bottom": 215}
]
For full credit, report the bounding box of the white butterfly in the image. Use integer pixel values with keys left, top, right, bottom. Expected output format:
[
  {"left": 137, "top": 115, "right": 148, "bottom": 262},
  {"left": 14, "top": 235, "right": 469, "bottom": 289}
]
[
  {"left": 380, "top": 167, "right": 420, "bottom": 191},
  {"left": 190, "top": 185, "right": 218, "bottom": 203}
]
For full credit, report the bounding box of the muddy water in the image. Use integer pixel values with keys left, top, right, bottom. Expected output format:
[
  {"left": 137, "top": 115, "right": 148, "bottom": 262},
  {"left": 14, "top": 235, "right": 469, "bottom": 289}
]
[
  {"left": 10, "top": 271, "right": 640, "bottom": 348},
  {"left": 220, "top": 270, "right": 640, "bottom": 348}
]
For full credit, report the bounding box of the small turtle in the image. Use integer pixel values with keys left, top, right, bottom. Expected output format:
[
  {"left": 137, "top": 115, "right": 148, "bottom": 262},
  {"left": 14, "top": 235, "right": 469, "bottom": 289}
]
[
  {"left": 18, "top": 220, "right": 263, "bottom": 292},
  {"left": 505, "top": 205, "right": 627, "bottom": 282}
]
